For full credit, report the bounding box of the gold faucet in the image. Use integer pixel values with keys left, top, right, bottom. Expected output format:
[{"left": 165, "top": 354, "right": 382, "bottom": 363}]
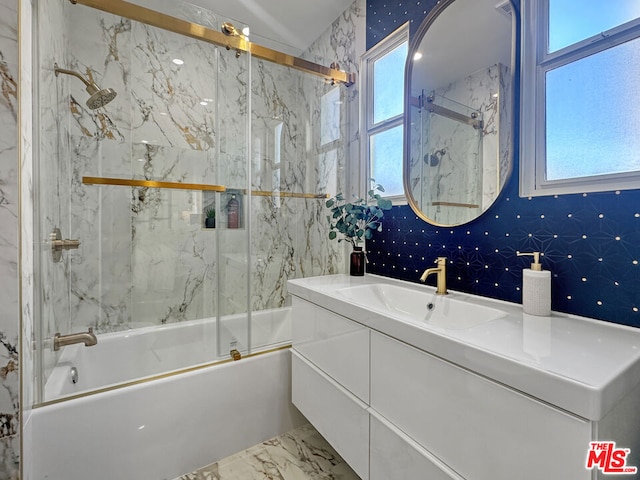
[
  {"left": 53, "top": 328, "right": 98, "bottom": 351},
  {"left": 420, "top": 257, "right": 448, "bottom": 295}
]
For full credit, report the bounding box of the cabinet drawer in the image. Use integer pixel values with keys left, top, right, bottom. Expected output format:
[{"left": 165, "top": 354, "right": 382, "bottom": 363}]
[
  {"left": 370, "top": 411, "right": 463, "bottom": 480},
  {"left": 370, "top": 332, "right": 591, "bottom": 480},
  {"left": 292, "top": 296, "right": 369, "bottom": 402},
  {"left": 292, "top": 351, "right": 369, "bottom": 480}
]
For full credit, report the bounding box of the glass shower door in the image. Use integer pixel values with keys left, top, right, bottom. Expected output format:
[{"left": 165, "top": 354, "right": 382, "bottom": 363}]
[{"left": 34, "top": 0, "right": 251, "bottom": 403}]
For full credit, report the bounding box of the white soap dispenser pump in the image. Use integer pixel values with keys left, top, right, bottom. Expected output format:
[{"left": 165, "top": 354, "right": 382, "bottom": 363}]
[{"left": 517, "top": 251, "right": 551, "bottom": 316}]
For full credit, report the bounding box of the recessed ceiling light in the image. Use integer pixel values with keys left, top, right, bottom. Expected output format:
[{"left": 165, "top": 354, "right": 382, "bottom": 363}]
[
  {"left": 172, "top": 58, "right": 184, "bottom": 65},
  {"left": 200, "top": 101, "right": 208, "bottom": 106},
  {"left": 413, "top": 52, "right": 423, "bottom": 61}
]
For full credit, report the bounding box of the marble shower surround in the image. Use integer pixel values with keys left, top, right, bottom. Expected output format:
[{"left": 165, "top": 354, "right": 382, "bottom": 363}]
[{"left": 0, "top": 0, "right": 20, "bottom": 476}]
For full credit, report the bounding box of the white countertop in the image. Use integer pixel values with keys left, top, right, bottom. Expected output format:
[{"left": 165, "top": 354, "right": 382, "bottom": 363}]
[{"left": 288, "top": 274, "right": 640, "bottom": 421}]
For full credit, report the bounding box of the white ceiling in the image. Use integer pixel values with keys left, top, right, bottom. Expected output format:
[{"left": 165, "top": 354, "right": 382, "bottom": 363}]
[{"left": 190, "top": 0, "right": 355, "bottom": 56}]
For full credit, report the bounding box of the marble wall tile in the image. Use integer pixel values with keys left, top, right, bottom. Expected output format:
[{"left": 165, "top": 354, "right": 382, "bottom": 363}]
[
  {"left": 247, "top": 1, "right": 364, "bottom": 315},
  {"left": 0, "top": 0, "right": 20, "bottom": 476}
]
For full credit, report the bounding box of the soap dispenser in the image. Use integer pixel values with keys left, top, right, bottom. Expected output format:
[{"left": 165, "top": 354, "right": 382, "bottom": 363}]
[{"left": 517, "top": 251, "right": 551, "bottom": 316}]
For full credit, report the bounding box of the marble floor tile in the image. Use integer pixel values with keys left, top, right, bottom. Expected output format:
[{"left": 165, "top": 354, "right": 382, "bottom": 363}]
[{"left": 176, "top": 424, "right": 360, "bottom": 480}]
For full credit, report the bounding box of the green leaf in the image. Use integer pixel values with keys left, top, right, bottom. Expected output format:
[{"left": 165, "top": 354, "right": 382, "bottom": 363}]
[
  {"left": 325, "top": 199, "right": 334, "bottom": 208},
  {"left": 378, "top": 198, "right": 392, "bottom": 210},
  {"left": 329, "top": 231, "right": 337, "bottom": 240}
]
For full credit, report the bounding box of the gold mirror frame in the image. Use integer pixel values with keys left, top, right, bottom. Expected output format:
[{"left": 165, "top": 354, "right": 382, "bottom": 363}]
[{"left": 403, "top": 0, "right": 517, "bottom": 227}]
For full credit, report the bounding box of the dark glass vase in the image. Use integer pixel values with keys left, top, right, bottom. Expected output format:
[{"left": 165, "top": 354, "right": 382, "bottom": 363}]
[{"left": 350, "top": 246, "right": 365, "bottom": 276}]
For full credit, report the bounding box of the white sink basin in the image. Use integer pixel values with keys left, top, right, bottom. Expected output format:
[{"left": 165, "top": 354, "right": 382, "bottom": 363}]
[{"left": 336, "top": 283, "right": 507, "bottom": 329}]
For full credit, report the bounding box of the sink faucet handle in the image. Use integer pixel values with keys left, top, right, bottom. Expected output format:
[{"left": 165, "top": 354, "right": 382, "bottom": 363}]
[{"left": 435, "top": 257, "right": 447, "bottom": 265}]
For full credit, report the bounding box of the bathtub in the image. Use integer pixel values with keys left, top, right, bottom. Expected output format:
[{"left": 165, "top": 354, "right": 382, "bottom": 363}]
[
  {"left": 29, "top": 307, "right": 305, "bottom": 480},
  {"left": 45, "top": 307, "right": 292, "bottom": 399}
]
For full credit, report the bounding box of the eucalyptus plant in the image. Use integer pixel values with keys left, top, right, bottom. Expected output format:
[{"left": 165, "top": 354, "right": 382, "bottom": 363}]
[{"left": 326, "top": 181, "right": 393, "bottom": 248}]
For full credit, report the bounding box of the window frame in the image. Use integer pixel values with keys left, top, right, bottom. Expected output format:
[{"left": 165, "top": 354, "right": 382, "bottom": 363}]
[
  {"left": 520, "top": 0, "right": 640, "bottom": 197},
  {"left": 360, "top": 23, "right": 409, "bottom": 203}
]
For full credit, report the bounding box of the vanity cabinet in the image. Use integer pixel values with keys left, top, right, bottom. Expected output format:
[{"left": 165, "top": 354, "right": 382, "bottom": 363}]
[
  {"left": 291, "top": 351, "right": 370, "bottom": 478},
  {"left": 291, "top": 296, "right": 370, "bottom": 479},
  {"left": 291, "top": 297, "right": 465, "bottom": 480},
  {"left": 291, "top": 297, "right": 369, "bottom": 402},
  {"left": 369, "top": 412, "right": 463, "bottom": 480},
  {"left": 370, "top": 331, "right": 591, "bottom": 479},
  {"left": 290, "top": 289, "right": 640, "bottom": 480}
]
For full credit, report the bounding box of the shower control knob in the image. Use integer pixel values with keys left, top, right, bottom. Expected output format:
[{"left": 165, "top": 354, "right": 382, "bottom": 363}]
[{"left": 50, "top": 227, "right": 81, "bottom": 263}]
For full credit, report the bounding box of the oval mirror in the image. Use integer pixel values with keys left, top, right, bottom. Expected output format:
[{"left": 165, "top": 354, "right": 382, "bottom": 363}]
[{"left": 404, "top": 0, "right": 515, "bottom": 226}]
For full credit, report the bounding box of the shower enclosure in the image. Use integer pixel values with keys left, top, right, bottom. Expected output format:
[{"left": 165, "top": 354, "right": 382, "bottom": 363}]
[{"left": 33, "top": 0, "right": 353, "bottom": 403}]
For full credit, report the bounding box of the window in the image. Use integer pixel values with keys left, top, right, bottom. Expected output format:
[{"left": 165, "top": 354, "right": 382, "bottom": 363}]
[
  {"left": 521, "top": 0, "right": 640, "bottom": 196},
  {"left": 361, "top": 24, "right": 409, "bottom": 200}
]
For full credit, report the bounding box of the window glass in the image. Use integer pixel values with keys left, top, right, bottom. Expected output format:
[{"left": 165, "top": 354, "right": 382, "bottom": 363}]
[
  {"left": 373, "top": 42, "right": 408, "bottom": 124},
  {"left": 370, "top": 125, "right": 404, "bottom": 196},
  {"left": 548, "top": 0, "right": 640, "bottom": 52},
  {"left": 545, "top": 36, "right": 640, "bottom": 180}
]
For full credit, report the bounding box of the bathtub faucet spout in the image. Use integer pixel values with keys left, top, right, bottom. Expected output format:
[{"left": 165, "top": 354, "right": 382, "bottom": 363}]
[{"left": 53, "top": 328, "right": 98, "bottom": 351}]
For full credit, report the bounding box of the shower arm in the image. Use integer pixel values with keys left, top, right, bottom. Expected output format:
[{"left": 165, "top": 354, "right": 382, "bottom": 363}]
[{"left": 54, "top": 64, "right": 93, "bottom": 88}]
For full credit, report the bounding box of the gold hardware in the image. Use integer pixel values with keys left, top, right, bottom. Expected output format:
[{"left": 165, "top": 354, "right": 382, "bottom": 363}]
[
  {"left": 82, "top": 177, "right": 332, "bottom": 200},
  {"left": 250, "top": 190, "right": 330, "bottom": 199},
  {"left": 50, "top": 227, "right": 81, "bottom": 263},
  {"left": 53, "top": 328, "right": 98, "bottom": 351},
  {"left": 81, "top": 177, "right": 329, "bottom": 198},
  {"left": 420, "top": 257, "right": 448, "bottom": 295},
  {"left": 431, "top": 201, "right": 480, "bottom": 209},
  {"left": 68, "top": 0, "right": 356, "bottom": 86},
  {"left": 230, "top": 349, "right": 242, "bottom": 361},
  {"left": 82, "top": 176, "right": 226, "bottom": 192}
]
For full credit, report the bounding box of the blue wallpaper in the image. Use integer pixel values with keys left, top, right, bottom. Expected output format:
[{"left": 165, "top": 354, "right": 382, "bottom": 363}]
[
  {"left": 365, "top": 0, "right": 640, "bottom": 327},
  {"left": 367, "top": 0, "right": 436, "bottom": 49}
]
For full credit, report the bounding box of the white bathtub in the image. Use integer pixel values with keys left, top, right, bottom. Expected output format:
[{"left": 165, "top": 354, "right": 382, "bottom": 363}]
[
  {"left": 29, "top": 323, "right": 305, "bottom": 480},
  {"left": 45, "top": 307, "right": 292, "bottom": 399}
]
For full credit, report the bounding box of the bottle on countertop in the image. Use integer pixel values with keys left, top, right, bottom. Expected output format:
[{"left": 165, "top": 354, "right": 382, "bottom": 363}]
[{"left": 517, "top": 251, "right": 551, "bottom": 316}]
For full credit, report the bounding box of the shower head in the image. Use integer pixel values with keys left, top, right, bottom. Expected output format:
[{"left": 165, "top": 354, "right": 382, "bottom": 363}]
[
  {"left": 86, "top": 85, "right": 117, "bottom": 110},
  {"left": 425, "top": 148, "right": 446, "bottom": 167},
  {"left": 54, "top": 63, "right": 117, "bottom": 110}
]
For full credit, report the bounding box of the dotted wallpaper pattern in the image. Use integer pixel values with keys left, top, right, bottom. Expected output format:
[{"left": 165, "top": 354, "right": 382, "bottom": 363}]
[
  {"left": 367, "top": 0, "right": 436, "bottom": 48},
  {"left": 365, "top": 0, "right": 640, "bottom": 327}
]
